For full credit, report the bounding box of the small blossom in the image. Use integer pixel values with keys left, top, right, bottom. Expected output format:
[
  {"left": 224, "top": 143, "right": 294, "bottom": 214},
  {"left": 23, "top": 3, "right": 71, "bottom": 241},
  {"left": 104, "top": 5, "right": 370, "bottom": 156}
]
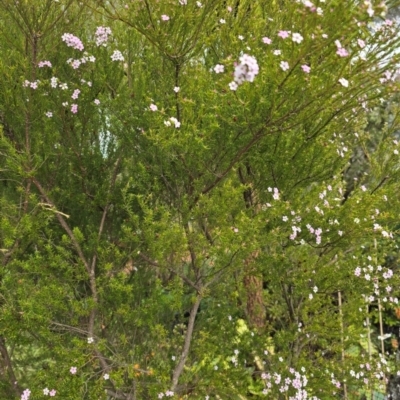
[
  {"left": 149, "top": 103, "right": 158, "bottom": 111},
  {"left": 49, "top": 390, "right": 56, "bottom": 397},
  {"left": 280, "top": 61, "right": 289, "bottom": 71},
  {"left": 104, "top": 373, "right": 110, "bottom": 380},
  {"left": 292, "top": 33, "right": 303, "bottom": 43},
  {"left": 173, "top": 86, "right": 180, "bottom": 93},
  {"left": 357, "top": 39, "right": 366, "bottom": 48},
  {"left": 336, "top": 47, "right": 349, "bottom": 57},
  {"left": 70, "top": 366, "right": 77, "bottom": 374},
  {"left": 214, "top": 64, "right": 224, "bottom": 73},
  {"left": 87, "top": 336, "right": 94, "bottom": 343},
  {"left": 71, "top": 89, "right": 81, "bottom": 100},
  {"left": 278, "top": 30, "right": 289, "bottom": 39},
  {"left": 219, "top": 19, "right": 226, "bottom": 24},
  {"left": 43, "top": 388, "right": 50, "bottom": 396},
  {"left": 161, "top": 15, "right": 170, "bottom": 21},
  {"left": 111, "top": 50, "right": 124, "bottom": 61},
  {"left": 273, "top": 49, "right": 281, "bottom": 55},
  {"left": 262, "top": 37, "right": 272, "bottom": 44},
  {"left": 301, "top": 64, "right": 311, "bottom": 73},
  {"left": 338, "top": 78, "right": 349, "bottom": 87},
  {"left": 94, "top": 99, "right": 100, "bottom": 105},
  {"left": 45, "top": 111, "right": 53, "bottom": 118},
  {"left": 229, "top": 81, "right": 238, "bottom": 91}
]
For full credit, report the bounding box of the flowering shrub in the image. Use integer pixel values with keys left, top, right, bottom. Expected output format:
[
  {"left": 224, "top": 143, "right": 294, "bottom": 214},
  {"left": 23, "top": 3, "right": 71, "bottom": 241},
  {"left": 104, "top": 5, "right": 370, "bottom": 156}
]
[{"left": 1, "top": 0, "right": 400, "bottom": 399}]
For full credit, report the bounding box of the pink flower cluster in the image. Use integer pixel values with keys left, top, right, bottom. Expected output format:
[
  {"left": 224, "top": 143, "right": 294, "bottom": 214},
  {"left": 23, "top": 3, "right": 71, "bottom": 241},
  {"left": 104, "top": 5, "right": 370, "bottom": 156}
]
[
  {"left": 95, "top": 26, "right": 112, "bottom": 47},
  {"left": 67, "top": 55, "right": 96, "bottom": 70},
  {"left": 61, "top": 33, "right": 84, "bottom": 51},
  {"left": 230, "top": 54, "right": 259, "bottom": 90},
  {"left": 335, "top": 40, "right": 349, "bottom": 57},
  {"left": 38, "top": 60, "right": 52, "bottom": 68},
  {"left": 23, "top": 80, "right": 40, "bottom": 89}
]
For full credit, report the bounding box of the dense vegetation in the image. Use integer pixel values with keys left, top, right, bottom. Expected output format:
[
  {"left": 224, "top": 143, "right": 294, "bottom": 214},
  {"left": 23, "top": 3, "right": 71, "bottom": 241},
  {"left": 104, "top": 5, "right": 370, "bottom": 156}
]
[{"left": 2, "top": 0, "right": 400, "bottom": 398}]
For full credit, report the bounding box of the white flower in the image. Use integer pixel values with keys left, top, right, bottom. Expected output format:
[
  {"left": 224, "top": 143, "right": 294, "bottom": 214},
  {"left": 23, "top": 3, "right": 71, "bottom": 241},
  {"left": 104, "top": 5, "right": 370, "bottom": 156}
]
[
  {"left": 220, "top": 19, "right": 226, "bottom": 24},
  {"left": 273, "top": 49, "right": 281, "bottom": 55},
  {"left": 214, "top": 64, "right": 224, "bottom": 73},
  {"left": 229, "top": 81, "right": 238, "bottom": 91},
  {"left": 149, "top": 103, "right": 158, "bottom": 111},
  {"left": 233, "top": 54, "right": 259, "bottom": 85},
  {"left": 45, "top": 111, "right": 53, "bottom": 118},
  {"left": 292, "top": 33, "right": 303, "bottom": 43},
  {"left": 173, "top": 86, "right": 180, "bottom": 93},
  {"left": 87, "top": 337, "right": 94, "bottom": 344},
  {"left": 196, "top": 1, "right": 203, "bottom": 7},
  {"left": 280, "top": 61, "right": 289, "bottom": 71},
  {"left": 104, "top": 373, "right": 110, "bottom": 380},
  {"left": 43, "top": 388, "right": 50, "bottom": 395},
  {"left": 50, "top": 77, "right": 58, "bottom": 88},
  {"left": 338, "top": 78, "right": 349, "bottom": 87},
  {"left": 110, "top": 50, "right": 124, "bottom": 61},
  {"left": 170, "top": 117, "right": 181, "bottom": 128}
]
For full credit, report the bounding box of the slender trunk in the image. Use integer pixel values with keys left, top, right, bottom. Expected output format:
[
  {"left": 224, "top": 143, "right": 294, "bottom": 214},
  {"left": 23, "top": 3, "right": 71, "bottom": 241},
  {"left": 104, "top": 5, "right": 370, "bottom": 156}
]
[
  {"left": 0, "top": 336, "right": 20, "bottom": 397},
  {"left": 170, "top": 296, "right": 202, "bottom": 392},
  {"left": 338, "top": 291, "right": 347, "bottom": 400},
  {"left": 243, "top": 274, "right": 265, "bottom": 330}
]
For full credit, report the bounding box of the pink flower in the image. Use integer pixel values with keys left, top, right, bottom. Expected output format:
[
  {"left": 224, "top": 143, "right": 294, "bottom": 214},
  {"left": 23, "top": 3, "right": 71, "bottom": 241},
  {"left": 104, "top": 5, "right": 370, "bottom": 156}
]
[
  {"left": 95, "top": 26, "right": 112, "bottom": 47},
  {"left": 49, "top": 389, "right": 56, "bottom": 397},
  {"left": 336, "top": 47, "right": 349, "bottom": 57},
  {"left": 149, "top": 104, "right": 158, "bottom": 111},
  {"left": 71, "top": 89, "right": 81, "bottom": 100},
  {"left": 71, "top": 104, "right": 78, "bottom": 114},
  {"left": 301, "top": 64, "right": 311, "bottom": 73},
  {"left": 161, "top": 15, "right": 170, "bottom": 21},
  {"left": 262, "top": 37, "right": 272, "bottom": 44},
  {"left": 278, "top": 30, "right": 289, "bottom": 39},
  {"left": 357, "top": 39, "right": 365, "bottom": 48},
  {"left": 70, "top": 366, "right": 77, "bottom": 374},
  {"left": 38, "top": 60, "right": 52, "bottom": 68},
  {"left": 94, "top": 99, "right": 100, "bottom": 105},
  {"left": 61, "top": 33, "right": 84, "bottom": 51}
]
